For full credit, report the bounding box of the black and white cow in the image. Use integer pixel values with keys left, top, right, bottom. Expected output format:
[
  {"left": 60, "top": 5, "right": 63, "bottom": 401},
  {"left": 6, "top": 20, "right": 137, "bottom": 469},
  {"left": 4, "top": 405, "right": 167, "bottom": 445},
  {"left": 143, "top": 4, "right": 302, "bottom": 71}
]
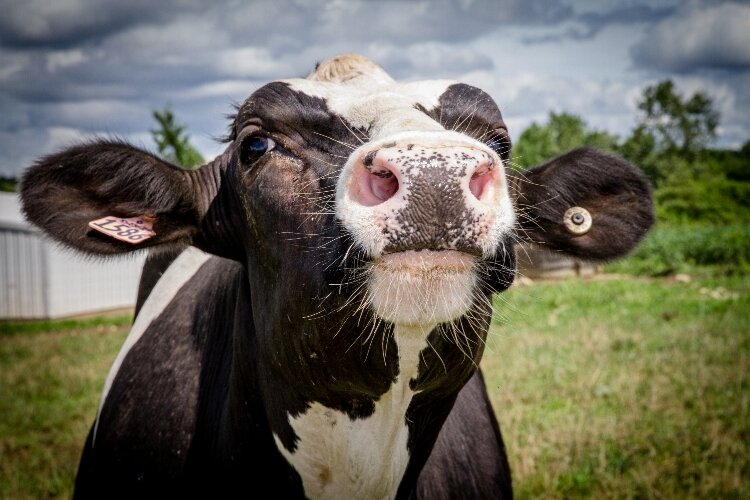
[{"left": 21, "top": 54, "right": 653, "bottom": 499}]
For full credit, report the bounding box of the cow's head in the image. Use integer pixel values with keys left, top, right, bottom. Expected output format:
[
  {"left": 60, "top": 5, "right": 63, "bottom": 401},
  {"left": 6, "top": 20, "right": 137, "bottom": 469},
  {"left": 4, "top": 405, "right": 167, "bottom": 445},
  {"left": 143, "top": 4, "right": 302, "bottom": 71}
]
[{"left": 21, "top": 54, "right": 653, "bottom": 346}]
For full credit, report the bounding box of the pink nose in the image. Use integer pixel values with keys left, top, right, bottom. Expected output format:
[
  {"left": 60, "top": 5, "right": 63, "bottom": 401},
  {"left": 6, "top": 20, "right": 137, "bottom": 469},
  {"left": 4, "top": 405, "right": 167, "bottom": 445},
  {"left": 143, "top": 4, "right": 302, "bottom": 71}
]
[{"left": 349, "top": 145, "right": 497, "bottom": 207}]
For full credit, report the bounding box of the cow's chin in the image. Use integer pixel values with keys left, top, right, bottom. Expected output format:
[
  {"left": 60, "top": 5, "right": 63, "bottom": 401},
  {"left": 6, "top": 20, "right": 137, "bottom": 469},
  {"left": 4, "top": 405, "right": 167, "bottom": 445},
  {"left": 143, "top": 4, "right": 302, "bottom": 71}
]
[{"left": 367, "top": 250, "right": 477, "bottom": 327}]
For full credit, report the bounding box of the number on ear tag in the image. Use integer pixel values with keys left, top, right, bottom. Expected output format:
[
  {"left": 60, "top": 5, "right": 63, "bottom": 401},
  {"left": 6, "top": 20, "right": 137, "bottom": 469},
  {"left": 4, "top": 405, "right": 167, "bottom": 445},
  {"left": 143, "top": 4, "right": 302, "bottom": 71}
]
[{"left": 88, "top": 215, "right": 156, "bottom": 244}]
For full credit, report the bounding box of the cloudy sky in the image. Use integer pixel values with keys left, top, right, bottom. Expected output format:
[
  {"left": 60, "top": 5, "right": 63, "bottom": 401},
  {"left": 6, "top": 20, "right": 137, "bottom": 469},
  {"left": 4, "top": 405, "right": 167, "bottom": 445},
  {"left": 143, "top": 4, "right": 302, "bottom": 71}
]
[{"left": 1, "top": 0, "right": 749, "bottom": 177}]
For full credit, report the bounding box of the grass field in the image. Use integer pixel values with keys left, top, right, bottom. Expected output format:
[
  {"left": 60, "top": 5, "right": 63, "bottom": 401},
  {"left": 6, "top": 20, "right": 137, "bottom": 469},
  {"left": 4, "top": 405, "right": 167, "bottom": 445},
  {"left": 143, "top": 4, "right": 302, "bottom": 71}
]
[
  {"left": 484, "top": 273, "right": 750, "bottom": 499},
  {"left": 1, "top": 274, "right": 748, "bottom": 498},
  {"left": 0, "top": 319, "right": 129, "bottom": 499}
]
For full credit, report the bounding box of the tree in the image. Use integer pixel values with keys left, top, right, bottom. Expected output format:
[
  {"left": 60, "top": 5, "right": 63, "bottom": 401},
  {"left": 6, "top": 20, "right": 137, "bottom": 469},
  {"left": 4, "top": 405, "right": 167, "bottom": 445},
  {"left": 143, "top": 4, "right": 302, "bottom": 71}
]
[
  {"left": 0, "top": 176, "right": 18, "bottom": 192},
  {"left": 619, "top": 124, "right": 661, "bottom": 183},
  {"left": 620, "top": 80, "right": 721, "bottom": 186},
  {"left": 512, "top": 112, "right": 618, "bottom": 169},
  {"left": 151, "top": 106, "right": 204, "bottom": 168},
  {"left": 635, "top": 80, "right": 719, "bottom": 157}
]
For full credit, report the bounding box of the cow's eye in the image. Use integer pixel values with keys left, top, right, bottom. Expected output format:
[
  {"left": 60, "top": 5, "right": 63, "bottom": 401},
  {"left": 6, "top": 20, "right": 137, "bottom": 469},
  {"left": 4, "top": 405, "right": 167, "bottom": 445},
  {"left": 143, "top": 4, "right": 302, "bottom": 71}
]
[
  {"left": 485, "top": 133, "right": 510, "bottom": 160},
  {"left": 240, "top": 136, "right": 276, "bottom": 165}
]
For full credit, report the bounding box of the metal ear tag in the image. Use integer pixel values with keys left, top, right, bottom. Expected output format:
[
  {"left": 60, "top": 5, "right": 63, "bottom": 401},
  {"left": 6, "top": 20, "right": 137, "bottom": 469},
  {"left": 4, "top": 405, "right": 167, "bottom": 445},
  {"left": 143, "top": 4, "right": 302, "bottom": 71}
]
[{"left": 563, "top": 206, "right": 592, "bottom": 235}]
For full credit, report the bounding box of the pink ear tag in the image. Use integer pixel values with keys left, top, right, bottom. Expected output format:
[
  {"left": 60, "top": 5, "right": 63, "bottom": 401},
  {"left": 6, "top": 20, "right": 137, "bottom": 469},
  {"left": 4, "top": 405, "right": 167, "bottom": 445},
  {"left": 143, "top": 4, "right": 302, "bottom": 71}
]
[{"left": 88, "top": 215, "right": 156, "bottom": 244}]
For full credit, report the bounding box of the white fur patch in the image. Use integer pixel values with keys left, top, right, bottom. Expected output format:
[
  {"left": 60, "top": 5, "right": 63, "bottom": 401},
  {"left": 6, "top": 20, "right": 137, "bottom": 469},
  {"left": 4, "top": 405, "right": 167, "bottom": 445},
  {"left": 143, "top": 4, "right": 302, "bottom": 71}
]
[
  {"left": 273, "top": 324, "right": 431, "bottom": 500},
  {"left": 283, "top": 78, "right": 454, "bottom": 141},
  {"left": 93, "top": 247, "right": 211, "bottom": 444},
  {"left": 368, "top": 250, "right": 477, "bottom": 325}
]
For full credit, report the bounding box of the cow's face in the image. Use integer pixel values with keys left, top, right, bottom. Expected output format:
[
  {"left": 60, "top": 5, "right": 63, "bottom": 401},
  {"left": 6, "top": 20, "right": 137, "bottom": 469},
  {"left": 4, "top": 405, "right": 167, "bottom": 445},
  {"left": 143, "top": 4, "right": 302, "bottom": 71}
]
[{"left": 222, "top": 56, "right": 515, "bottom": 327}]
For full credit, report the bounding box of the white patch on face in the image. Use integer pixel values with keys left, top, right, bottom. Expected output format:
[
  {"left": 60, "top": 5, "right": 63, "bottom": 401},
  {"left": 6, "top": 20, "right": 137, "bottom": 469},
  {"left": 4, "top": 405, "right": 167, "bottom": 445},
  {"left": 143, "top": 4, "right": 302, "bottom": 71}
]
[
  {"left": 282, "top": 78, "right": 455, "bottom": 141},
  {"left": 296, "top": 72, "right": 515, "bottom": 328},
  {"left": 273, "top": 324, "right": 431, "bottom": 500},
  {"left": 333, "top": 133, "right": 513, "bottom": 325},
  {"left": 93, "top": 247, "right": 211, "bottom": 444}
]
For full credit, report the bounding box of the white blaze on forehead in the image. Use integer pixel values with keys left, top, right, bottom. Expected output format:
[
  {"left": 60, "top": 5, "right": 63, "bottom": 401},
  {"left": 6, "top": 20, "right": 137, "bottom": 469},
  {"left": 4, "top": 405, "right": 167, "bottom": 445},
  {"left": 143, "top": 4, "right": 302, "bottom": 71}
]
[
  {"left": 273, "top": 323, "right": 431, "bottom": 500},
  {"left": 307, "top": 53, "right": 396, "bottom": 87},
  {"left": 281, "top": 77, "right": 456, "bottom": 140},
  {"left": 93, "top": 247, "right": 211, "bottom": 444}
]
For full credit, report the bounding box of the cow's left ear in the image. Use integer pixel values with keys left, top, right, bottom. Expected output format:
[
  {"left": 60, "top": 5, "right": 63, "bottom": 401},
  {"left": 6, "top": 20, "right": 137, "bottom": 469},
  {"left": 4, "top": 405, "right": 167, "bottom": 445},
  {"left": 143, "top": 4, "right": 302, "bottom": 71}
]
[
  {"left": 508, "top": 147, "right": 654, "bottom": 261},
  {"left": 20, "top": 141, "right": 238, "bottom": 258}
]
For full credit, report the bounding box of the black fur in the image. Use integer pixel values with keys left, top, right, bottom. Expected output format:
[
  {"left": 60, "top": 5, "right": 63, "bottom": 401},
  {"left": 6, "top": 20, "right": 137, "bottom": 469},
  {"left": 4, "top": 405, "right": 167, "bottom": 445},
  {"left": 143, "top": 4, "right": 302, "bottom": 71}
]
[
  {"left": 20, "top": 142, "right": 200, "bottom": 255},
  {"left": 429, "top": 83, "right": 512, "bottom": 161},
  {"left": 510, "top": 147, "right": 654, "bottom": 260}
]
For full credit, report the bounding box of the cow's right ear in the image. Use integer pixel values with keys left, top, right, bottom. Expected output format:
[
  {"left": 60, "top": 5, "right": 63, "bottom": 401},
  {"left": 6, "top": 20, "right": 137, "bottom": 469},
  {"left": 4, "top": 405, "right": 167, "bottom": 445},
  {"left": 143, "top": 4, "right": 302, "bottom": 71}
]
[
  {"left": 20, "top": 141, "right": 229, "bottom": 257},
  {"left": 507, "top": 147, "right": 654, "bottom": 261}
]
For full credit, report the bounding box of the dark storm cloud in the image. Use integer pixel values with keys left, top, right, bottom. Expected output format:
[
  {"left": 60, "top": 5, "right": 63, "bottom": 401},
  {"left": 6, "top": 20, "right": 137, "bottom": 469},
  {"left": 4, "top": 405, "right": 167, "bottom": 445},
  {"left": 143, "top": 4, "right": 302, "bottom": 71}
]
[
  {"left": 0, "top": 0, "right": 207, "bottom": 48},
  {"left": 1, "top": 0, "right": 749, "bottom": 177},
  {"left": 0, "top": 0, "right": 573, "bottom": 107},
  {"left": 0, "top": 0, "right": 574, "bottom": 50},
  {"left": 301, "top": 0, "right": 575, "bottom": 44},
  {"left": 521, "top": 3, "right": 676, "bottom": 44},
  {"left": 577, "top": 4, "right": 674, "bottom": 33},
  {"left": 630, "top": 2, "right": 750, "bottom": 73}
]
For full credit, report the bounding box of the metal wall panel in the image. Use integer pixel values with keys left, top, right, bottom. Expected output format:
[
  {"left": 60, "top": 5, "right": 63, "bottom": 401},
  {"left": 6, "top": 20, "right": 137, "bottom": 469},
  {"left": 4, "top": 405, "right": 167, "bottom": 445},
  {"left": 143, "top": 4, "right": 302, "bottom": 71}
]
[
  {"left": 0, "top": 227, "right": 146, "bottom": 319},
  {"left": 2, "top": 191, "right": 147, "bottom": 319},
  {"left": 46, "top": 246, "right": 146, "bottom": 318},
  {"left": 0, "top": 228, "right": 47, "bottom": 318}
]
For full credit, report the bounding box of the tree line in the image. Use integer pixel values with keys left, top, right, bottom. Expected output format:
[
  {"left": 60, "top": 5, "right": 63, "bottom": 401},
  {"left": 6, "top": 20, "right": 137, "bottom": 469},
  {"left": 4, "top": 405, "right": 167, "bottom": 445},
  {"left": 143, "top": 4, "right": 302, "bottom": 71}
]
[{"left": 513, "top": 80, "right": 750, "bottom": 227}]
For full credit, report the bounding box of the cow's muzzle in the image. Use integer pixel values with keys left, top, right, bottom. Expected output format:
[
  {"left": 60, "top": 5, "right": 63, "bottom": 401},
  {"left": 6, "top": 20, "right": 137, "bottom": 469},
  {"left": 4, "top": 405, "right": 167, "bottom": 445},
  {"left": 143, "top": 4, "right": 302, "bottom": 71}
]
[{"left": 338, "top": 141, "right": 506, "bottom": 258}]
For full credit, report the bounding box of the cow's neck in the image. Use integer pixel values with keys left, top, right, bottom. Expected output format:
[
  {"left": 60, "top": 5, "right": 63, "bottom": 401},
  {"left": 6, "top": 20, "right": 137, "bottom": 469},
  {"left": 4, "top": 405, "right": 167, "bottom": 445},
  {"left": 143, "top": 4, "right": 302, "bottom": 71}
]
[
  {"left": 225, "top": 257, "right": 486, "bottom": 497},
  {"left": 272, "top": 322, "right": 432, "bottom": 500}
]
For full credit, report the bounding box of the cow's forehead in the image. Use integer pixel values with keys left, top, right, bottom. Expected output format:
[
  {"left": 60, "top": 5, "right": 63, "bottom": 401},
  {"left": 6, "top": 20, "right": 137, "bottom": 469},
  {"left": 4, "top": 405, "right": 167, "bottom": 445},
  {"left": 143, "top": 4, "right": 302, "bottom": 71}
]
[
  {"left": 239, "top": 77, "right": 503, "bottom": 143},
  {"left": 281, "top": 78, "right": 461, "bottom": 139},
  {"left": 233, "top": 54, "right": 506, "bottom": 146},
  {"left": 282, "top": 78, "right": 457, "bottom": 117}
]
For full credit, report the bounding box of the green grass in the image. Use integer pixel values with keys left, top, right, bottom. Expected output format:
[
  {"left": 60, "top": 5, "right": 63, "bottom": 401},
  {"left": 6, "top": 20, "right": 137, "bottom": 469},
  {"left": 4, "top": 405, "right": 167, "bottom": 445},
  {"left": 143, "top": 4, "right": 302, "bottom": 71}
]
[
  {"left": 1, "top": 275, "right": 748, "bottom": 498},
  {"left": 484, "top": 274, "right": 750, "bottom": 499},
  {"left": 0, "top": 318, "right": 129, "bottom": 499},
  {"left": 0, "top": 315, "right": 133, "bottom": 336}
]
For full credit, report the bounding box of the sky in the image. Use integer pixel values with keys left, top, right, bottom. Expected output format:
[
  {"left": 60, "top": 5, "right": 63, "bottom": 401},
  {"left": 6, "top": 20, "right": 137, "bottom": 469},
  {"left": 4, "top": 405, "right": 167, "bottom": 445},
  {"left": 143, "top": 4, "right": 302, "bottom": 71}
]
[{"left": 1, "top": 0, "right": 749, "bottom": 177}]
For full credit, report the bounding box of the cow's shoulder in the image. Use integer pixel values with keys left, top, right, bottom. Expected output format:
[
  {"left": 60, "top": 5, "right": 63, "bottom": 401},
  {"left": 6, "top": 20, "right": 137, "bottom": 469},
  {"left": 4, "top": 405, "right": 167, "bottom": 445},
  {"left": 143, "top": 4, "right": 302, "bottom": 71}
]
[{"left": 79, "top": 249, "right": 249, "bottom": 491}]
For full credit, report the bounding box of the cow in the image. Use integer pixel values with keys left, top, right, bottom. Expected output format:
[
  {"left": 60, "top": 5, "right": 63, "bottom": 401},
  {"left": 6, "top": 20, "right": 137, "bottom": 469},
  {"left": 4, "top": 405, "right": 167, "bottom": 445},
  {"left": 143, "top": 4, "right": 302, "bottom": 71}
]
[{"left": 20, "top": 54, "right": 653, "bottom": 499}]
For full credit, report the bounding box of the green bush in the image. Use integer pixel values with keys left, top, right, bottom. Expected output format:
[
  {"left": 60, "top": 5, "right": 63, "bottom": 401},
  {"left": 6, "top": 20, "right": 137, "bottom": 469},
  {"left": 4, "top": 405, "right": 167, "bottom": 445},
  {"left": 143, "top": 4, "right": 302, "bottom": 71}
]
[
  {"left": 609, "top": 224, "right": 750, "bottom": 276},
  {"left": 700, "top": 146, "right": 750, "bottom": 182},
  {"left": 655, "top": 178, "right": 750, "bottom": 225}
]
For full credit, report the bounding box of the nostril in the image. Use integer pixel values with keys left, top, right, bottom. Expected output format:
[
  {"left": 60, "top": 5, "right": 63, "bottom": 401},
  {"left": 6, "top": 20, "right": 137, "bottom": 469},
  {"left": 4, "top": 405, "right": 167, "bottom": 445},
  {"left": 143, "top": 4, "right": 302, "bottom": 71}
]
[
  {"left": 370, "top": 168, "right": 399, "bottom": 201},
  {"left": 353, "top": 160, "right": 400, "bottom": 207},
  {"left": 469, "top": 162, "right": 493, "bottom": 200}
]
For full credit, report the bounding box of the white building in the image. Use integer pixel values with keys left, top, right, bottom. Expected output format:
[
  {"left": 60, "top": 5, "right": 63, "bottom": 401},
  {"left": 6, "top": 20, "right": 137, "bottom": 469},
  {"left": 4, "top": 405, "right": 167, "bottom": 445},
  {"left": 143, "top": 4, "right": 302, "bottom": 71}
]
[{"left": 0, "top": 192, "right": 146, "bottom": 319}]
